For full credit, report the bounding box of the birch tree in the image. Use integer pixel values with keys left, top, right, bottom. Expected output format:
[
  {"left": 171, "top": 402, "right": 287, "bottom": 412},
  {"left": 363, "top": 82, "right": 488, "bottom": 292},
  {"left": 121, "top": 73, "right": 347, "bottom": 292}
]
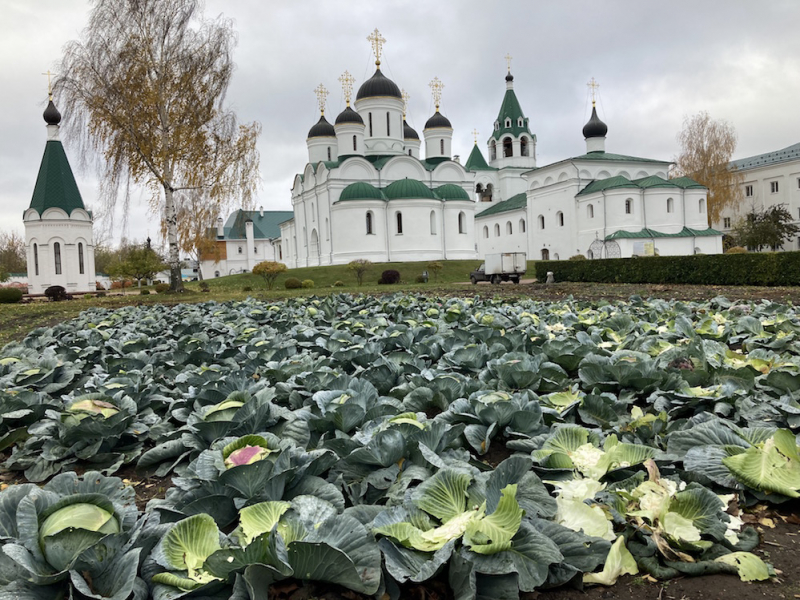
[
  {"left": 55, "top": 0, "right": 260, "bottom": 290},
  {"left": 673, "top": 111, "right": 742, "bottom": 225}
]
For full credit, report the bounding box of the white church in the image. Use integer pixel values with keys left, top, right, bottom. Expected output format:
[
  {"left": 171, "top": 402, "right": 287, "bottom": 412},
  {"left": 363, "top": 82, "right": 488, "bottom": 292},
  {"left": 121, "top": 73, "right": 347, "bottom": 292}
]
[{"left": 201, "top": 30, "right": 723, "bottom": 277}]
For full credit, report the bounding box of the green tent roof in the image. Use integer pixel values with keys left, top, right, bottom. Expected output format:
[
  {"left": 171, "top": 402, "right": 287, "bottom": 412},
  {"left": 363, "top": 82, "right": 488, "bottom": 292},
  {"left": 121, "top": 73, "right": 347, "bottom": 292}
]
[
  {"left": 464, "top": 144, "right": 496, "bottom": 171},
  {"left": 338, "top": 182, "right": 386, "bottom": 202},
  {"left": 29, "top": 140, "right": 86, "bottom": 215},
  {"left": 475, "top": 193, "right": 527, "bottom": 218},
  {"left": 605, "top": 226, "right": 722, "bottom": 241},
  {"left": 490, "top": 87, "right": 533, "bottom": 142},
  {"left": 223, "top": 209, "right": 294, "bottom": 240},
  {"left": 435, "top": 184, "right": 470, "bottom": 201},
  {"left": 384, "top": 178, "right": 436, "bottom": 200}
]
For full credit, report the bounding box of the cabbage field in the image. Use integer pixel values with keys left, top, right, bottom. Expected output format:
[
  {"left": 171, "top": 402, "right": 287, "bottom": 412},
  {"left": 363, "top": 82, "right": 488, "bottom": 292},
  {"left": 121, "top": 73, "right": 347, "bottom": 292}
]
[{"left": 1, "top": 292, "right": 799, "bottom": 599}]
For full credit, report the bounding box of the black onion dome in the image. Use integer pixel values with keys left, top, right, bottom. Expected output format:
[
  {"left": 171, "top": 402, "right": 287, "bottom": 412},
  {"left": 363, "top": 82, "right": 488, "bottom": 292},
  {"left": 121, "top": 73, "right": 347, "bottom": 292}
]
[
  {"left": 43, "top": 100, "right": 61, "bottom": 125},
  {"left": 505, "top": 72, "right": 514, "bottom": 83},
  {"left": 307, "top": 115, "right": 336, "bottom": 138},
  {"left": 424, "top": 111, "right": 452, "bottom": 130},
  {"left": 582, "top": 105, "right": 608, "bottom": 139},
  {"left": 356, "top": 68, "right": 402, "bottom": 100},
  {"left": 335, "top": 106, "right": 364, "bottom": 125},
  {"left": 403, "top": 119, "right": 419, "bottom": 140}
]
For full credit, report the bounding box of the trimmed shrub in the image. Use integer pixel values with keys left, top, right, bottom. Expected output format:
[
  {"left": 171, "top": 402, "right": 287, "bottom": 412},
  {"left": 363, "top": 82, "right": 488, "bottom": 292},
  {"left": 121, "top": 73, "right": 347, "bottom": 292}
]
[
  {"left": 333, "top": 281, "right": 345, "bottom": 287},
  {"left": 45, "top": 285, "right": 68, "bottom": 301},
  {"left": 140, "top": 289, "right": 150, "bottom": 295},
  {"left": 83, "top": 294, "right": 93, "bottom": 300},
  {"left": 242, "top": 286, "right": 253, "bottom": 292},
  {"left": 379, "top": 269, "right": 401, "bottom": 285},
  {"left": 285, "top": 277, "right": 302, "bottom": 290},
  {"left": 96, "top": 291, "right": 106, "bottom": 298},
  {"left": 534, "top": 252, "right": 800, "bottom": 287},
  {"left": 154, "top": 283, "right": 170, "bottom": 293},
  {"left": 569, "top": 254, "right": 587, "bottom": 260},
  {"left": 726, "top": 246, "right": 747, "bottom": 254},
  {"left": 199, "top": 281, "right": 210, "bottom": 293},
  {"left": 301, "top": 279, "right": 314, "bottom": 289},
  {"left": 415, "top": 274, "right": 427, "bottom": 283},
  {"left": 0, "top": 288, "right": 23, "bottom": 304}
]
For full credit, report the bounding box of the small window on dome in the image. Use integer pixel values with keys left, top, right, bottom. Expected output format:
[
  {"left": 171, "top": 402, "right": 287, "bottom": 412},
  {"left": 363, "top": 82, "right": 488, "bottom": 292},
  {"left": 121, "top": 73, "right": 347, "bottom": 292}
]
[
  {"left": 505, "top": 118, "right": 511, "bottom": 128},
  {"left": 368, "top": 113, "right": 373, "bottom": 137},
  {"left": 353, "top": 135, "right": 357, "bottom": 151},
  {"left": 518, "top": 118, "right": 523, "bottom": 127},
  {"left": 440, "top": 139, "right": 444, "bottom": 155},
  {"left": 408, "top": 149, "right": 412, "bottom": 156},
  {"left": 494, "top": 121, "right": 499, "bottom": 131},
  {"left": 327, "top": 147, "right": 331, "bottom": 161},
  {"left": 386, "top": 112, "right": 390, "bottom": 136}
]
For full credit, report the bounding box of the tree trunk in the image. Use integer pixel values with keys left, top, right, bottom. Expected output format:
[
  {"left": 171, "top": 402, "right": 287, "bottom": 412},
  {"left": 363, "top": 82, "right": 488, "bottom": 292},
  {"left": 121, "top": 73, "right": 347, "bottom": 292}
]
[{"left": 164, "top": 186, "right": 184, "bottom": 291}]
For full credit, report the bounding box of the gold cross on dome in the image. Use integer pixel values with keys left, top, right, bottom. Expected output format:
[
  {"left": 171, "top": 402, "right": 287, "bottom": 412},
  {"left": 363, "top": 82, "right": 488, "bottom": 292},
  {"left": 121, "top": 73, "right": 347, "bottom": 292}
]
[
  {"left": 504, "top": 53, "right": 512, "bottom": 73},
  {"left": 314, "top": 84, "right": 328, "bottom": 115},
  {"left": 42, "top": 69, "right": 54, "bottom": 99},
  {"left": 367, "top": 28, "right": 386, "bottom": 66},
  {"left": 339, "top": 71, "right": 355, "bottom": 106},
  {"left": 401, "top": 89, "right": 410, "bottom": 117},
  {"left": 429, "top": 77, "right": 444, "bottom": 111},
  {"left": 587, "top": 77, "right": 600, "bottom": 106},
  {"left": 472, "top": 129, "right": 479, "bottom": 144}
]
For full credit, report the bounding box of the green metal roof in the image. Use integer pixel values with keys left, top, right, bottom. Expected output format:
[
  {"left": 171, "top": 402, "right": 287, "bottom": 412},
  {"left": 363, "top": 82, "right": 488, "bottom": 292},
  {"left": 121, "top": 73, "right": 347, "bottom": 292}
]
[
  {"left": 490, "top": 87, "right": 533, "bottom": 142},
  {"left": 29, "top": 140, "right": 86, "bottom": 215},
  {"left": 464, "top": 144, "right": 496, "bottom": 171},
  {"left": 578, "top": 174, "right": 707, "bottom": 197},
  {"left": 605, "top": 226, "right": 722, "bottom": 241},
  {"left": 223, "top": 209, "right": 294, "bottom": 240},
  {"left": 730, "top": 142, "right": 800, "bottom": 170},
  {"left": 338, "top": 182, "right": 386, "bottom": 202},
  {"left": 475, "top": 193, "right": 527, "bottom": 218},
  {"left": 435, "top": 184, "right": 470, "bottom": 201},
  {"left": 570, "top": 151, "right": 669, "bottom": 164},
  {"left": 384, "top": 178, "right": 436, "bottom": 200}
]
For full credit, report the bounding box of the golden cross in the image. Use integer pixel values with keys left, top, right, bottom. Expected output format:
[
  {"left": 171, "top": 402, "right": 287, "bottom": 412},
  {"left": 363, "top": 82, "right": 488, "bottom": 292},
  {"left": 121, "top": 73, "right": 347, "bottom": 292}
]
[
  {"left": 314, "top": 84, "right": 328, "bottom": 115},
  {"left": 587, "top": 77, "right": 599, "bottom": 106},
  {"left": 338, "top": 71, "right": 355, "bottom": 106},
  {"left": 401, "top": 89, "right": 410, "bottom": 117},
  {"left": 472, "top": 129, "right": 479, "bottom": 144},
  {"left": 504, "top": 53, "right": 512, "bottom": 73},
  {"left": 42, "top": 69, "right": 54, "bottom": 99},
  {"left": 429, "top": 77, "right": 444, "bottom": 111},
  {"left": 367, "top": 28, "right": 386, "bottom": 66}
]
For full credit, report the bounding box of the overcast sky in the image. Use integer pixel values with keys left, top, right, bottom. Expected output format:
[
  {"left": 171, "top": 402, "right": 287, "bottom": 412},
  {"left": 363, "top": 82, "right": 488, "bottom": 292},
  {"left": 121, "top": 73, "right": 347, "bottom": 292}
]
[{"left": 2, "top": 0, "right": 799, "bottom": 247}]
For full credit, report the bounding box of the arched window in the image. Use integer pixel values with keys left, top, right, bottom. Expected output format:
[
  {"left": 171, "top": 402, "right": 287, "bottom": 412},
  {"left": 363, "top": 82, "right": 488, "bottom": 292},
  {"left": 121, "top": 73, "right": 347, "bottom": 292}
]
[
  {"left": 667, "top": 197, "right": 674, "bottom": 213},
  {"left": 430, "top": 211, "right": 437, "bottom": 235},
  {"left": 554, "top": 253, "right": 560, "bottom": 260},
  {"left": 520, "top": 137, "right": 528, "bottom": 157},
  {"left": 494, "top": 121, "right": 499, "bottom": 131},
  {"left": 494, "top": 223, "right": 500, "bottom": 237},
  {"left": 238, "top": 246, "right": 243, "bottom": 254},
  {"left": 476, "top": 183, "right": 484, "bottom": 193},
  {"left": 53, "top": 242, "right": 62, "bottom": 274},
  {"left": 505, "top": 118, "right": 511, "bottom": 128},
  {"left": 254, "top": 246, "right": 258, "bottom": 253},
  {"left": 506, "top": 221, "right": 512, "bottom": 235},
  {"left": 699, "top": 198, "right": 706, "bottom": 213},
  {"left": 587, "top": 249, "right": 594, "bottom": 259},
  {"left": 625, "top": 199, "right": 633, "bottom": 214},
  {"left": 33, "top": 243, "right": 39, "bottom": 276},
  {"left": 519, "top": 219, "right": 526, "bottom": 233},
  {"left": 396, "top": 212, "right": 403, "bottom": 234},
  {"left": 353, "top": 135, "right": 357, "bottom": 151},
  {"left": 541, "top": 248, "right": 550, "bottom": 260},
  {"left": 503, "top": 137, "right": 512, "bottom": 157},
  {"left": 482, "top": 183, "right": 494, "bottom": 203},
  {"left": 490, "top": 141, "right": 497, "bottom": 161},
  {"left": 587, "top": 204, "right": 594, "bottom": 219},
  {"left": 368, "top": 113, "right": 373, "bottom": 137},
  {"left": 386, "top": 112, "right": 390, "bottom": 136},
  {"left": 538, "top": 215, "right": 545, "bottom": 229},
  {"left": 214, "top": 270, "right": 220, "bottom": 278},
  {"left": 408, "top": 149, "right": 412, "bottom": 156},
  {"left": 458, "top": 211, "right": 466, "bottom": 234},
  {"left": 327, "top": 147, "right": 331, "bottom": 161},
  {"left": 557, "top": 211, "right": 564, "bottom": 227},
  {"left": 440, "top": 139, "right": 444, "bottom": 155},
  {"left": 518, "top": 117, "right": 523, "bottom": 127},
  {"left": 483, "top": 225, "right": 489, "bottom": 238},
  {"left": 366, "top": 211, "right": 374, "bottom": 235}
]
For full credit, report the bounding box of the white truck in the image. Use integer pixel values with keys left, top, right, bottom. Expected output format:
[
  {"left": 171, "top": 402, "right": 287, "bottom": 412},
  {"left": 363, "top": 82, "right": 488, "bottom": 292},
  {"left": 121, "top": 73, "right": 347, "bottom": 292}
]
[{"left": 470, "top": 252, "right": 526, "bottom": 285}]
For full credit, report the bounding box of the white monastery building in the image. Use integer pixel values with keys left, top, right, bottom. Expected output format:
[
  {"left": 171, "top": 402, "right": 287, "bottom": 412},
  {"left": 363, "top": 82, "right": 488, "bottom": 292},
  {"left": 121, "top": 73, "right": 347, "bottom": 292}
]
[
  {"left": 714, "top": 143, "right": 800, "bottom": 249},
  {"left": 23, "top": 98, "right": 96, "bottom": 294},
  {"left": 203, "top": 30, "right": 722, "bottom": 276}
]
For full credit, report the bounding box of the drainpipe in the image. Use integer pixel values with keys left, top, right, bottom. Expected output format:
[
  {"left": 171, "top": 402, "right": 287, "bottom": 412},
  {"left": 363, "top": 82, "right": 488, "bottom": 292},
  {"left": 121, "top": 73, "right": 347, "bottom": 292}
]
[{"left": 442, "top": 200, "right": 448, "bottom": 260}]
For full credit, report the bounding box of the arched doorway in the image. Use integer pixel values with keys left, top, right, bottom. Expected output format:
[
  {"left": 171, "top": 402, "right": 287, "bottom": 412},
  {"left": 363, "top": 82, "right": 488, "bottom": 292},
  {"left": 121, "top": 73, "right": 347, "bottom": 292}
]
[
  {"left": 310, "top": 229, "right": 319, "bottom": 264},
  {"left": 541, "top": 248, "right": 550, "bottom": 260}
]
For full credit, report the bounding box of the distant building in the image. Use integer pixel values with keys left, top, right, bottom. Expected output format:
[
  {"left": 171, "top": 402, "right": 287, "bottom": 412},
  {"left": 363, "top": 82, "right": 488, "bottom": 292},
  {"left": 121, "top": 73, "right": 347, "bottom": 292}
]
[
  {"left": 199, "top": 208, "right": 293, "bottom": 279},
  {"left": 715, "top": 143, "right": 800, "bottom": 249},
  {"left": 23, "top": 98, "right": 96, "bottom": 294}
]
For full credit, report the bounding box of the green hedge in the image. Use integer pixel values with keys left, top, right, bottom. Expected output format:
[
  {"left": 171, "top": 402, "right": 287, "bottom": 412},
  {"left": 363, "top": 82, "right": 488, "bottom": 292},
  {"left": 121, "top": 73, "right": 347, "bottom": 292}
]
[{"left": 534, "top": 252, "right": 800, "bottom": 287}]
